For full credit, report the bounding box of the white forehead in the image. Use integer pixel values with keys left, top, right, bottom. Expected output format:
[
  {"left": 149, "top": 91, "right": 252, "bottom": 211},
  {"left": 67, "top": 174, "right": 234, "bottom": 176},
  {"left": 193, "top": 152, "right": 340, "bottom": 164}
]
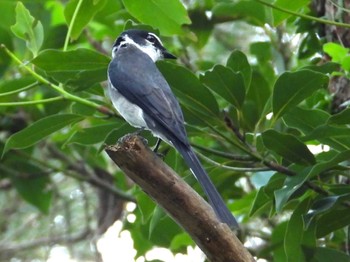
[
  {"left": 111, "top": 35, "right": 135, "bottom": 58},
  {"left": 121, "top": 35, "right": 136, "bottom": 48},
  {"left": 147, "top": 32, "right": 163, "bottom": 45},
  {"left": 112, "top": 34, "right": 162, "bottom": 62}
]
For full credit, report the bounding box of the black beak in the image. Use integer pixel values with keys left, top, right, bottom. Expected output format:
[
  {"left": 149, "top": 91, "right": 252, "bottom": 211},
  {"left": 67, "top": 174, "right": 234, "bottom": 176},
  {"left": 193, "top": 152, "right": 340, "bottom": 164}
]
[{"left": 162, "top": 48, "right": 176, "bottom": 59}]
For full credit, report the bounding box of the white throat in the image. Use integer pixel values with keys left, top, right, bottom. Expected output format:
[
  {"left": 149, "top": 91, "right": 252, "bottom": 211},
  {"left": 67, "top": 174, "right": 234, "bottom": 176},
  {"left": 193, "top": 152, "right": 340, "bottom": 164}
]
[{"left": 112, "top": 35, "right": 162, "bottom": 62}]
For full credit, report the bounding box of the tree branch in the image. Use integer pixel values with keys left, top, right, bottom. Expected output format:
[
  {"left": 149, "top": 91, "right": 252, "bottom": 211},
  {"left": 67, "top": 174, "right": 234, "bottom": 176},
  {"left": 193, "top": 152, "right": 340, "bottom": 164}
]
[
  {"left": 105, "top": 135, "right": 255, "bottom": 262},
  {"left": 0, "top": 229, "right": 91, "bottom": 256},
  {"left": 255, "top": 0, "right": 350, "bottom": 29},
  {"left": 0, "top": 44, "right": 114, "bottom": 116},
  {"left": 47, "top": 145, "right": 136, "bottom": 203},
  {"left": 191, "top": 143, "right": 255, "bottom": 162}
]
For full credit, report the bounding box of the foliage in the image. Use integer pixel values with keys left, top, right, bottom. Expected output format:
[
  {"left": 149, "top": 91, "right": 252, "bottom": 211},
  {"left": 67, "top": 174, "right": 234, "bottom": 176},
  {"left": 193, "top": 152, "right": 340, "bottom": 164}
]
[{"left": 0, "top": 0, "right": 349, "bottom": 261}]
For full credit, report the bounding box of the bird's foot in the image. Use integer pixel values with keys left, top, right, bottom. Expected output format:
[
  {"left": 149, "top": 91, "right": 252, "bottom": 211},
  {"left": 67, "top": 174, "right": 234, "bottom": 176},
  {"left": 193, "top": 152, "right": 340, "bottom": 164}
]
[
  {"left": 155, "top": 147, "right": 170, "bottom": 159},
  {"left": 153, "top": 138, "right": 162, "bottom": 153},
  {"left": 152, "top": 139, "right": 167, "bottom": 158}
]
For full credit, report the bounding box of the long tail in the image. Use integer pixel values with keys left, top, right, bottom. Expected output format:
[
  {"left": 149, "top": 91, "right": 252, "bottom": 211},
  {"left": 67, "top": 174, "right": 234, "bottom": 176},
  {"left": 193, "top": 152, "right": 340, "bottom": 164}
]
[{"left": 174, "top": 142, "right": 239, "bottom": 229}]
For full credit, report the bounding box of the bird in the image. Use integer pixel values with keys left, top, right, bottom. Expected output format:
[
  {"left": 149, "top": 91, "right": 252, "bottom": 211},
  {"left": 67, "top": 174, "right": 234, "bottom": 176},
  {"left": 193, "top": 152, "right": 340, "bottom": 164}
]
[{"left": 107, "top": 29, "right": 238, "bottom": 229}]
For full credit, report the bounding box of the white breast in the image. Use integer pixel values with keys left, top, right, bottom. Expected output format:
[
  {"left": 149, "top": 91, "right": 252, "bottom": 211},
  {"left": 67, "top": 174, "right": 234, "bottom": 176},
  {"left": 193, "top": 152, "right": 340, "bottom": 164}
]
[{"left": 108, "top": 83, "right": 147, "bottom": 129}]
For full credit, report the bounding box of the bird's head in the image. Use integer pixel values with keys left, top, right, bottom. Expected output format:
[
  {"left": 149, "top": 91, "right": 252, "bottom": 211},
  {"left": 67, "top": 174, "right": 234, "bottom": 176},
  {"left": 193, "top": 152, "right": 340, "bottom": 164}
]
[{"left": 111, "top": 29, "right": 176, "bottom": 62}]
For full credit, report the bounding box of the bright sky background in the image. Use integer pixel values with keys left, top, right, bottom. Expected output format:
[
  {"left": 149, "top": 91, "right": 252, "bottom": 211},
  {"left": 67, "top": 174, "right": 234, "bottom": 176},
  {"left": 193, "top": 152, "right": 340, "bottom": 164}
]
[
  {"left": 97, "top": 221, "right": 205, "bottom": 262},
  {"left": 47, "top": 202, "right": 205, "bottom": 262}
]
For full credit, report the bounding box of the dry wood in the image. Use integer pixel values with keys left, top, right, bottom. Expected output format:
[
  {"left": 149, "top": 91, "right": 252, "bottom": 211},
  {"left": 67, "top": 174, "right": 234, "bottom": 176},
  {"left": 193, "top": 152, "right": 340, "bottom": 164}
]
[{"left": 105, "top": 135, "right": 255, "bottom": 262}]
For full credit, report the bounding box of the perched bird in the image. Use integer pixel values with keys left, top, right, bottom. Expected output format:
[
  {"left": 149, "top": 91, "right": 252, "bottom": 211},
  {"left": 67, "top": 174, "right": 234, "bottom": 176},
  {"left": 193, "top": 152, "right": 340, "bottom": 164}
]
[{"left": 107, "top": 29, "right": 238, "bottom": 229}]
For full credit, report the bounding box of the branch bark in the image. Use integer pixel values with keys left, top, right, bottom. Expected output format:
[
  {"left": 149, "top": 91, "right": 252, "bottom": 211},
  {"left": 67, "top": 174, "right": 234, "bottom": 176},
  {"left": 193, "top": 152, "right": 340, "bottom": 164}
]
[{"left": 105, "top": 135, "right": 255, "bottom": 262}]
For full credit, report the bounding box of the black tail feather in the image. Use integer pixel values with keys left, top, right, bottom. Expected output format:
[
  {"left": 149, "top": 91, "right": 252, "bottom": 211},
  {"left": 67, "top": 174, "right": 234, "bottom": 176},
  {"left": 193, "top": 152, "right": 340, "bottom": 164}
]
[{"left": 174, "top": 142, "right": 239, "bottom": 229}]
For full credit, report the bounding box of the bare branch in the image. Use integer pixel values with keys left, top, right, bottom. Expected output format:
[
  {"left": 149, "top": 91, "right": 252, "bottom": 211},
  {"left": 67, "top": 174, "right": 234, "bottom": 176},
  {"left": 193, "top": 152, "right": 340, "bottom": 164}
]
[
  {"left": 0, "top": 229, "right": 91, "bottom": 256},
  {"left": 105, "top": 135, "right": 255, "bottom": 262},
  {"left": 47, "top": 145, "right": 135, "bottom": 203}
]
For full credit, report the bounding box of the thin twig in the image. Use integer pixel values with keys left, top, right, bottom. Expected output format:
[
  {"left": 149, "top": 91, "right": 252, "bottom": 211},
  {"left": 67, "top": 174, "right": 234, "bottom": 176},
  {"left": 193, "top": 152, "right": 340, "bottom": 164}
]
[
  {"left": 224, "top": 111, "right": 246, "bottom": 145},
  {"left": 197, "top": 151, "right": 269, "bottom": 172},
  {"left": 191, "top": 143, "right": 255, "bottom": 162},
  {"left": 47, "top": 145, "right": 136, "bottom": 203},
  {"left": 0, "top": 97, "right": 64, "bottom": 106},
  {"left": 0, "top": 81, "right": 39, "bottom": 97},
  {"left": 0, "top": 229, "right": 91, "bottom": 254},
  {"left": 63, "top": 0, "right": 84, "bottom": 50},
  {"left": 255, "top": 0, "right": 350, "bottom": 28},
  {"left": 0, "top": 44, "right": 114, "bottom": 116}
]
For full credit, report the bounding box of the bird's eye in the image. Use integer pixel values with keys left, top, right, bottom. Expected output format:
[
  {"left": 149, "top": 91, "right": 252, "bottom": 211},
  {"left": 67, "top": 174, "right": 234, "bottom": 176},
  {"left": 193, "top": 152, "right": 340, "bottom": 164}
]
[{"left": 147, "top": 35, "right": 157, "bottom": 43}]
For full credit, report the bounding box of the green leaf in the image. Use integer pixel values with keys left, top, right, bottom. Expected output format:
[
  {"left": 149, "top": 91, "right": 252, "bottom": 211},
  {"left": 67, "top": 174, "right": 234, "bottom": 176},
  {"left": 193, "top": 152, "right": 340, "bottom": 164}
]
[
  {"left": 122, "top": 0, "right": 191, "bottom": 36},
  {"left": 0, "top": 0, "right": 16, "bottom": 29},
  {"left": 304, "top": 193, "right": 350, "bottom": 228},
  {"left": 284, "top": 199, "right": 310, "bottom": 262},
  {"left": 126, "top": 220, "right": 153, "bottom": 257},
  {"left": 261, "top": 129, "right": 315, "bottom": 166},
  {"left": 212, "top": 1, "right": 268, "bottom": 26},
  {"left": 274, "top": 166, "right": 308, "bottom": 212},
  {"left": 323, "top": 42, "right": 349, "bottom": 64},
  {"left": 103, "top": 123, "right": 136, "bottom": 147},
  {"left": 283, "top": 107, "right": 350, "bottom": 151},
  {"left": 298, "top": 33, "right": 322, "bottom": 59},
  {"left": 328, "top": 108, "right": 350, "bottom": 125},
  {"left": 229, "top": 191, "right": 256, "bottom": 216},
  {"left": 263, "top": 173, "right": 286, "bottom": 199},
  {"left": 273, "top": 70, "right": 329, "bottom": 119},
  {"left": 67, "top": 122, "right": 121, "bottom": 145},
  {"left": 302, "top": 125, "right": 350, "bottom": 149},
  {"left": 273, "top": 0, "right": 310, "bottom": 26},
  {"left": 249, "top": 186, "right": 271, "bottom": 216},
  {"left": 250, "top": 42, "right": 276, "bottom": 82},
  {"left": 303, "top": 247, "right": 350, "bottom": 262},
  {"left": 200, "top": 65, "right": 245, "bottom": 109},
  {"left": 0, "top": 27, "right": 13, "bottom": 76},
  {"left": 341, "top": 56, "right": 350, "bottom": 71},
  {"left": 148, "top": 215, "right": 182, "bottom": 247},
  {"left": 170, "top": 232, "right": 193, "bottom": 252},
  {"left": 316, "top": 208, "right": 350, "bottom": 238},
  {"left": 243, "top": 71, "right": 271, "bottom": 129},
  {"left": 135, "top": 190, "right": 156, "bottom": 224},
  {"left": 42, "top": 25, "right": 67, "bottom": 50},
  {"left": 11, "top": 174, "right": 52, "bottom": 214},
  {"left": 241, "top": 101, "right": 259, "bottom": 131},
  {"left": 275, "top": 150, "right": 350, "bottom": 211},
  {"left": 250, "top": 42, "right": 272, "bottom": 62},
  {"left": 94, "top": 0, "right": 122, "bottom": 26},
  {"left": 149, "top": 206, "right": 166, "bottom": 238},
  {"left": 70, "top": 102, "right": 96, "bottom": 116},
  {"left": 271, "top": 222, "right": 288, "bottom": 261},
  {"left": 32, "top": 49, "right": 109, "bottom": 71},
  {"left": 189, "top": 10, "right": 213, "bottom": 48},
  {"left": 64, "top": 0, "right": 107, "bottom": 40},
  {"left": 32, "top": 49, "right": 109, "bottom": 89},
  {"left": 11, "top": 2, "right": 44, "bottom": 56},
  {"left": 283, "top": 107, "right": 329, "bottom": 133},
  {"left": 302, "top": 125, "right": 349, "bottom": 141},
  {"left": 157, "top": 61, "right": 220, "bottom": 122},
  {"left": 3, "top": 114, "right": 84, "bottom": 156},
  {"left": 0, "top": 77, "right": 36, "bottom": 97},
  {"left": 226, "top": 50, "right": 252, "bottom": 89},
  {"left": 302, "top": 62, "right": 340, "bottom": 75}
]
